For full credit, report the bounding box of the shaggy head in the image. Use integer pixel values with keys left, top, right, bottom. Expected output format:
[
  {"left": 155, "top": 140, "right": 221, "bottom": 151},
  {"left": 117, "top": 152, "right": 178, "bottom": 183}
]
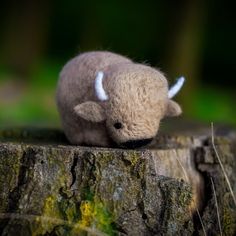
[{"left": 74, "top": 64, "right": 184, "bottom": 148}]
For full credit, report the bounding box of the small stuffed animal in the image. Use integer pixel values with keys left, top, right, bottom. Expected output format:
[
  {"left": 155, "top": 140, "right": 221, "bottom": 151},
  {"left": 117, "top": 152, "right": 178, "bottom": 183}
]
[{"left": 56, "top": 51, "right": 184, "bottom": 148}]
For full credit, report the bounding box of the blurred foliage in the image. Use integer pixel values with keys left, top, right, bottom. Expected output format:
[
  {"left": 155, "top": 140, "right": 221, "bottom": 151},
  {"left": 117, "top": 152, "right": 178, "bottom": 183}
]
[{"left": 0, "top": 0, "right": 235, "bottom": 127}]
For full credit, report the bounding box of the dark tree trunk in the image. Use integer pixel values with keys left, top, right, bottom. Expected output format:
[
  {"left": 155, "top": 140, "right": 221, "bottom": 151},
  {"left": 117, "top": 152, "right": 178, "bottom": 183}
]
[{"left": 0, "top": 127, "right": 235, "bottom": 235}]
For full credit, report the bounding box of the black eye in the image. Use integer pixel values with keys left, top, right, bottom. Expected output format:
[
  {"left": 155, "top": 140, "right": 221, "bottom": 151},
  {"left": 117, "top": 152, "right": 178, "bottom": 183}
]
[{"left": 114, "top": 122, "right": 123, "bottom": 129}]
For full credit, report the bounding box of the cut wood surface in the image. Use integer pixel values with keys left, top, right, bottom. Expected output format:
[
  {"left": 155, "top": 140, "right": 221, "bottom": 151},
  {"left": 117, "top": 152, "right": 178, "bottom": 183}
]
[{"left": 0, "top": 126, "right": 235, "bottom": 235}]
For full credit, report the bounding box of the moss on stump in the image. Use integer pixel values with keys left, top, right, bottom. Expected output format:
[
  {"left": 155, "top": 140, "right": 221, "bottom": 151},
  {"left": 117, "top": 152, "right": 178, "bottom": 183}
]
[{"left": 0, "top": 127, "right": 235, "bottom": 235}]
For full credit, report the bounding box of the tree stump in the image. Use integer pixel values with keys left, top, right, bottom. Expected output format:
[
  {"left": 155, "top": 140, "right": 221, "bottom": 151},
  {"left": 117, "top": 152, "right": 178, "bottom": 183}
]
[{"left": 0, "top": 127, "right": 235, "bottom": 236}]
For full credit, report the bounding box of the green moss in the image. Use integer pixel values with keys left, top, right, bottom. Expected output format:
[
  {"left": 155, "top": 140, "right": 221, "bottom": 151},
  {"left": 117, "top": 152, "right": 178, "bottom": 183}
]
[
  {"left": 128, "top": 151, "right": 140, "bottom": 166},
  {"left": 76, "top": 198, "right": 116, "bottom": 236},
  {"left": 83, "top": 186, "right": 95, "bottom": 201},
  {"left": 158, "top": 177, "right": 194, "bottom": 234},
  {"left": 122, "top": 151, "right": 140, "bottom": 166},
  {"left": 98, "top": 152, "right": 114, "bottom": 164},
  {"left": 178, "top": 186, "right": 193, "bottom": 208},
  {"left": 0, "top": 146, "right": 22, "bottom": 211},
  {"left": 32, "top": 193, "right": 81, "bottom": 236},
  {"left": 33, "top": 195, "right": 62, "bottom": 236},
  {"left": 222, "top": 193, "right": 236, "bottom": 235},
  {"left": 222, "top": 208, "right": 236, "bottom": 235},
  {"left": 32, "top": 187, "right": 116, "bottom": 236}
]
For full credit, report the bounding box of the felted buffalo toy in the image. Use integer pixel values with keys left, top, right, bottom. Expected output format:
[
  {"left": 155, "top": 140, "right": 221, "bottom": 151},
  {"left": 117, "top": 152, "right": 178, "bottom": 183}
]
[{"left": 56, "top": 51, "right": 185, "bottom": 148}]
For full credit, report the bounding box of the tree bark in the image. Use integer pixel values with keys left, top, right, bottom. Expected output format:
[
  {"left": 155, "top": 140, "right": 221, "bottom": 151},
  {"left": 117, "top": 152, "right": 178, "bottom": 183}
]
[{"left": 0, "top": 127, "right": 235, "bottom": 235}]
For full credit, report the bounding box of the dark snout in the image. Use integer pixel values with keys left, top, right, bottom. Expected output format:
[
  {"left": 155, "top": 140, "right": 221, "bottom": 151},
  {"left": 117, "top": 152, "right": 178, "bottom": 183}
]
[{"left": 121, "top": 138, "right": 153, "bottom": 149}]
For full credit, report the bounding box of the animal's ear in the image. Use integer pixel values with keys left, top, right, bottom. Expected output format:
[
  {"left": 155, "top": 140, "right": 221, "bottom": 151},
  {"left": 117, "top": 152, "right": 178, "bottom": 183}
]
[
  {"left": 74, "top": 101, "right": 106, "bottom": 122},
  {"left": 165, "top": 100, "right": 182, "bottom": 117}
]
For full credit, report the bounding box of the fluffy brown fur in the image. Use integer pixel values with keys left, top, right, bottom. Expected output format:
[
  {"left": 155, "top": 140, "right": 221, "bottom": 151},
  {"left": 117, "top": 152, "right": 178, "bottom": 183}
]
[{"left": 56, "top": 51, "right": 182, "bottom": 147}]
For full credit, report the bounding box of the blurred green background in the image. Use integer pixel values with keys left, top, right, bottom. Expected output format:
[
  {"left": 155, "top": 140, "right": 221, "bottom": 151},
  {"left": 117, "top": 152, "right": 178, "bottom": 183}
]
[{"left": 0, "top": 0, "right": 235, "bottom": 127}]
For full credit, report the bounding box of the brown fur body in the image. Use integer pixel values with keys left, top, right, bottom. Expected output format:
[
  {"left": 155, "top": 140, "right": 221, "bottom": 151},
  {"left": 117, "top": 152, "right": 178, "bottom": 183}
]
[{"left": 56, "top": 51, "right": 181, "bottom": 147}]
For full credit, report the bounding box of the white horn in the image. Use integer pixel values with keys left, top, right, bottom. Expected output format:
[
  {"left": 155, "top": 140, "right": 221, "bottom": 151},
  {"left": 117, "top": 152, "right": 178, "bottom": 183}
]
[
  {"left": 95, "top": 71, "right": 108, "bottom": 101},
  {"left": 168, "top": 76, "right": 185, "bottom": 99}
]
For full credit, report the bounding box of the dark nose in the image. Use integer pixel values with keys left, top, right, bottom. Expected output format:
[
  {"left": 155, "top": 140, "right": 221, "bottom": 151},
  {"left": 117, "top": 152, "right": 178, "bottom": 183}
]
[{"left": 121, "top": 138, "right": 153, "bottom": 149}]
